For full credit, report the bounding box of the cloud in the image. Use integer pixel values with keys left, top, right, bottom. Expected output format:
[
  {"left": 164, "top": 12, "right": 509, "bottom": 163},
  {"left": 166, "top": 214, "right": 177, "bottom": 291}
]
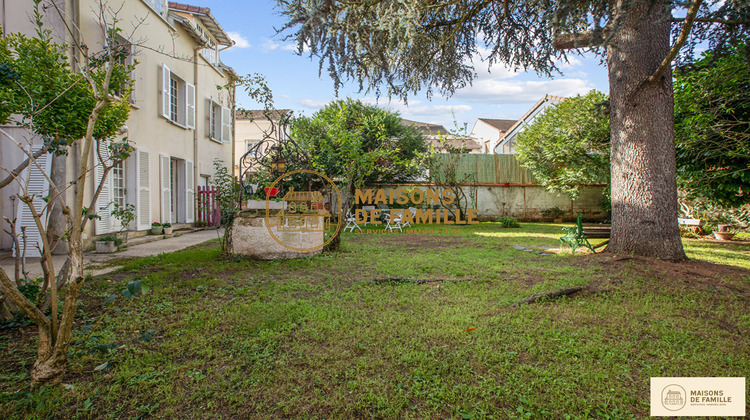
[
  {"left": 261, "top": 39, "right": 298, "bottom": 53},
  {"left": 453, "top": 78, "right": 592, "bottom": 104},
  {"left": 558, "top": 56, "right": 582, "bottom": 69},
  {"left": 297, "top": 99, "right": 331, "bottom": 109},
  {"left": 227, "top": 31, "right": 250, "bottom": 49}
]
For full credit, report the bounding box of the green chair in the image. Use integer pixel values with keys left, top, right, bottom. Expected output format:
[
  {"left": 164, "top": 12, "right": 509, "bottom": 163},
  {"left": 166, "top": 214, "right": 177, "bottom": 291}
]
[{"left": 560, "top": 213, "right": 595, "bottom": 253}]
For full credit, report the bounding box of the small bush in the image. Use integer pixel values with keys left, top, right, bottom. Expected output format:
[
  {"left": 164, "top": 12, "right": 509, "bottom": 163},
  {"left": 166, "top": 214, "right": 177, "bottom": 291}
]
[
  {"left": 99, "top": 236, "right": 123, "bottom": 246},
  {"left": 499, "top": 217, "right": 520, "bottom": 228}
]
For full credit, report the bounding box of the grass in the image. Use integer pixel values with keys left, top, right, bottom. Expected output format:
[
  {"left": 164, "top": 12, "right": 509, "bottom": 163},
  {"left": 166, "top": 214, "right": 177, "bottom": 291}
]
[{"left": 1, "top": 223, "right": 749, "bottom": 419}]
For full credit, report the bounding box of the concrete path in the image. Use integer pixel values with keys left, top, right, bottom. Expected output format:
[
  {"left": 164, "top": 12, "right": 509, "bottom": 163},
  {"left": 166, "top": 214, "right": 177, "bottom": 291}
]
[{"left": 0, "top": 228, "right": 224, "bottom": 279}]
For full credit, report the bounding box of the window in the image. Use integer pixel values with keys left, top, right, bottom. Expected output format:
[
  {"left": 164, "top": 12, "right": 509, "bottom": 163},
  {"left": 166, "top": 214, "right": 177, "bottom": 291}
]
[
  {"left": 112, "top": 37, "right": 134, "bottom": 101},
  {"left": 143, "top": 0, "right": 166, "bottom": 16},
  {"left": 161, "top": 63, "right": 195, "bottom": 129},
  {"left": 200, "top": 37, "right": 219, "bottom": 67},
  {"left": 246, "top": 140, "right": 260, "bottom": 152},
  {"left": 208, "top": 100, "right": 231, "bottom": 143}
]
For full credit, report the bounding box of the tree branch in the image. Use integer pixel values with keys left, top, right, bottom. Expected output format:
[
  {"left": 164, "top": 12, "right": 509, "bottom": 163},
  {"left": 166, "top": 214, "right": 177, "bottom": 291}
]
[
  {"left": 0, "top": 145, "right": 50, "bottom": 190},
  {"left": 646, "top": 0, "right": 705, "bottom": 84},
  {"left": 672, "top": 17, "right": 750, "bottom": 25},
  {"left": 553, "top": 27, "right": 611, "bottom": 50}
]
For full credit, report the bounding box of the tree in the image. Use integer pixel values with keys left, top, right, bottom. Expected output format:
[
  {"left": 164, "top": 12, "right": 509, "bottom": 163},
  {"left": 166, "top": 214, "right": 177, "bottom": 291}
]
[
  {"left": 275, "top": 0, "right": 749, "bottom": 260},
  {"left": 515, "top": 90, "right": 610, "bottom": 203},
  {"left": 0, "top": 2, "right": 133, "bottom": 387},
  {"left": 289, "top": 99, "right": 426, "bottom": 249},
  {"left": 674, "top": 40, "right": 750, "bottom": 208}
]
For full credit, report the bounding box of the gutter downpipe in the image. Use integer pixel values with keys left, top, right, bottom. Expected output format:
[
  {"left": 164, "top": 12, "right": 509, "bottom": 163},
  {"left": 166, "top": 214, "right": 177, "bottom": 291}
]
[{"left": 193, "top": 45, "right": 200, "bottom": 221}]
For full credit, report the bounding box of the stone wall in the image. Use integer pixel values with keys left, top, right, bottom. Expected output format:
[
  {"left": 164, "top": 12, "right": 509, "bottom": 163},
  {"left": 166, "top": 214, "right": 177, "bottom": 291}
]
[
  {"left": 375, "top": 185, "right": 606, "bottom": 221},
  {"left": 228, "top": 210, "right": 324, "bottom": 260}
]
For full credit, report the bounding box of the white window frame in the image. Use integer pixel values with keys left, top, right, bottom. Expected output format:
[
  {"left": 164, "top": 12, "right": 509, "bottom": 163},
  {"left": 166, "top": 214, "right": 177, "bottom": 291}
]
[
  {"left": 161, "top": 63, "right": 194, "bottom": 129},
  {"left": 208, "top": 100, "right": 230, "bottom": 143}
]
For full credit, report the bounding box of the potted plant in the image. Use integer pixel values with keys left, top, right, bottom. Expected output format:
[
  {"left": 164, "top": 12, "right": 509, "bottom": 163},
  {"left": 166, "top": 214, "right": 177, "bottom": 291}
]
[
  {"left": 151, "top": 222, "right": 163, "bottom": 235},
  {"left": 95, "top": 236, "right": 122, "bottom": 253},
  {"left": 162, "top": 223, "right": 173, "bottom": 235},
  {"left": 264, "top": 183, "right": 279, "bottom": 198},
  {"left": 713, "top": 225, "right": 736, "bottom": 241}
]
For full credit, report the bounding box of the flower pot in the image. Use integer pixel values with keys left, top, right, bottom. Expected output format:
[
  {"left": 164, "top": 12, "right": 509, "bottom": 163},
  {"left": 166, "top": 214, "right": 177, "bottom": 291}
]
[
  {"left": 163, "top": 227, "right": 173, "bottom": 235},
  {"left": 717, "top": 224, "right": 733, "bottom": 232},
  {"left": 151, "top": 226, "right": 163, "bottom": 235},
  {"left": 95, "top": 241, "right": 117, "bottom": 253},
  {"left": 265, "top": 187, "right": 279, "bottom": 197},
  {"left": 713, "top": 231, "right": 736, "bottom": 241}
]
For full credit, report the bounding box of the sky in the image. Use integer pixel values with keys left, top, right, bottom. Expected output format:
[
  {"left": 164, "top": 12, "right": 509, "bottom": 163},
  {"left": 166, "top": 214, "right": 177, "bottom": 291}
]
[{"left": 201, "top": 0, "right": 611, "bottom": 132}]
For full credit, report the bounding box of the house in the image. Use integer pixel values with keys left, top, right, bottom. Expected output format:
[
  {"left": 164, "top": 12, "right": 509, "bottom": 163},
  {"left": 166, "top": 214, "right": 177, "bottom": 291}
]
[
  {"left": 0, "top": 0, "right": 237, "bottom": 254},
  {"left": 401, "top": 119, "right": 482, "bottom": 154},
  {"left": 494, "top": 95, "right": 566, "bottom": 154},
  {"left": 470, "top": 118, "right": 516, "bottom": 153},
  {"left": 234, "top": 109, "right": 293, "bottom": 178}
]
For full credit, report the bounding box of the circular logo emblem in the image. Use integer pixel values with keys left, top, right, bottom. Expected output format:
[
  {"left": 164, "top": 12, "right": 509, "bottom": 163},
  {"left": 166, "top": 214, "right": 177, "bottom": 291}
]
[
  {"left": 661, "top": 384, "right": 686, "bottom": 411},
  {"left": 264, "top": 169, "right": 342, "bottom": 252}
]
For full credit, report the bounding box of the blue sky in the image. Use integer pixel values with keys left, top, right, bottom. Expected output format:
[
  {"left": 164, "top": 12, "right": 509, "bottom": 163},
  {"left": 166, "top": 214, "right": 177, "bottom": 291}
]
[{"left": 203, "top": 0, "right": 610, "bottom": 130}]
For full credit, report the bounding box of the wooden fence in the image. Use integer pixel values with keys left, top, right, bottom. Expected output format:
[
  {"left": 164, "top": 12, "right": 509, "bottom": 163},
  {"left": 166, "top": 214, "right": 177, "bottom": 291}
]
[{"left": 197, "top": 186, "right": 221, "bottom": 226}]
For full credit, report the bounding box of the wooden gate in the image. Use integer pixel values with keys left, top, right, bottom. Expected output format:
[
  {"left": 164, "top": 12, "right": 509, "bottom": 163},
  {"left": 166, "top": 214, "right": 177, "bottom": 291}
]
[{"left": 197, "top": 186, "right": 221, "bottom": 226}]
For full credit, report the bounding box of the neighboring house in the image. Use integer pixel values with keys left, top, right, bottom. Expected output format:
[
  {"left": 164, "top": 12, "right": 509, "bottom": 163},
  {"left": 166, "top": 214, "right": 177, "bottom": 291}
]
[
  {"left": 401, "top": 119, "right": 482, "bottom": 154},
  {"left": 494, "top": 95, "right": 567, "bottom": 154},
  {"left": 470, "top": 118, "right": 516, "bottom": 153},
  {"left": 234, "top": 109, "right": 293, "bottom": 179},
  {"left": 0, "top": 0, "right": 237, "bottom": 254}
]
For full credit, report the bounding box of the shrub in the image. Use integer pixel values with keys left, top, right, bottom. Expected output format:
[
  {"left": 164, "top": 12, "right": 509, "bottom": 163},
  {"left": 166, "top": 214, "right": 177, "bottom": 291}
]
[
  {"left": 99, "top": 236, "right": 123, "bottom": 246},
  {"left": 499, "top": 217, "right": 520, "bottom": 228}
]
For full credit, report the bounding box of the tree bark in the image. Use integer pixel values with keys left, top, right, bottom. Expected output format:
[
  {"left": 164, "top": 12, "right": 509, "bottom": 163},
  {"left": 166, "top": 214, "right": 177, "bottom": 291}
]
[{"left": 605, "top": 0, "right": 687, "bottom": 260}]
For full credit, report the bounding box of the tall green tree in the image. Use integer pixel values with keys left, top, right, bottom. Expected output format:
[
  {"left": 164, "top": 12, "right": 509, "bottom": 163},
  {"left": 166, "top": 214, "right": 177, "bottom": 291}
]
[
  {"left": 674, "top": 41, "right": 750, "bottom": 208},
  {"left": 0, "top": 3, "right": 133, "bottom": 387},
  {"left": 275, "top": 0, "right": 750, "bottom": 260},
  {"left": 291, "top": 99, "right": 427, "bottom": 188},
  {"left": 515, "top": 90, "right": 610, "bottom": 201}
]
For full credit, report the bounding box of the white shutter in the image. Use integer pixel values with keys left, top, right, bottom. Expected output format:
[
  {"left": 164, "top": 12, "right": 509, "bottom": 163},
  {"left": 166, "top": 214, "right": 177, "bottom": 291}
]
[
  {"left": 221, "top": 106, "right": 231, "bottom": 143},
  {"left": 94, "top": 140, "right": 113, "bottom": 235},
  {"left": 14, "top": 146, "right": 52, "bottom": 258},
  {"left": 207, "top": 99, "right": 214, "bottom": 139},
  {"left": 185, "top": 160, "right": 194, "bottom": 223},
  {"left": 161, "top": 63, "right": 171, "bottom": 119},
  {"left": 186, "top": 82, "right": 195, "bottom": 129},
  {"left": 136, "top": 148, "right": 152, "bottom": 230},
  {"left": 160, "top": 154, "right": 172, "bottom": 223}
]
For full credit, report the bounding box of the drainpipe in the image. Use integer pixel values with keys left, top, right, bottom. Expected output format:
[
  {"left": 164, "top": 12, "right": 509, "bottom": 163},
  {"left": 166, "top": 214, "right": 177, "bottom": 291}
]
[{"left": 193, "top": 46, "right": 200, "bottom": 219}]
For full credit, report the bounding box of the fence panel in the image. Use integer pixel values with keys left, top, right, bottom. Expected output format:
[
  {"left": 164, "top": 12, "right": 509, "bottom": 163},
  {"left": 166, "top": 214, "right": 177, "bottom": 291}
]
[{"left": 198, "top": 186, "right": 221, "bottom": 226}]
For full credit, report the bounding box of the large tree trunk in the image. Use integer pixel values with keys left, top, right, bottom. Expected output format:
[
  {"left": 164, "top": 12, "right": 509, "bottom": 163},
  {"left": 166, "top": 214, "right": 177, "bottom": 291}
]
[{"left": 605, "top": 0, "right": 687, "bottom": 260}]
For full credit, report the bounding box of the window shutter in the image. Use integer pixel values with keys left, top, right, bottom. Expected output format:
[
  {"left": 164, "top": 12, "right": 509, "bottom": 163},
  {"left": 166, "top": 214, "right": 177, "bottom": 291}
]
[
  {"left": 160, "top": 154, "right": 172, "bottom": 223},
  {"left": 207, "top": 99, "right": 214, "bottom": 139},
  {"left": 185, "top": 160, "right": 194, "bottom": 223},
  {"left": 221, "top": 106, "right": 231, "bottom": 143},
  {"left": 161, "top": 63, "right": 171, "bottom": 119},
  {"left": 186, "top": 83, "right": 195, "bottom": 129},
  {"left": 14, "top": 146, "right": 52, "bottom": 258},
  {"left": 95, "top": 140, "right": 113, "bottom": 235},
  {"left": 136, "top": 149, "right": 152, "bottom": 230}
]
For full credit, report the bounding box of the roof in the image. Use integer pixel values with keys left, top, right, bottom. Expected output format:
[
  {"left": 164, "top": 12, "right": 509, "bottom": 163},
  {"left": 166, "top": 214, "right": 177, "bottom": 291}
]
[
  {"left": 401, "top": 119, "right": 449, "bottom": 136},
  {"left": 498, "top": 94, "right": 567, "bottom": 142},
  {"left": 236, "top": 109, "right": 293, "bottom": 121},
  {"left": 426, "top": 137, "right": 481, "bottom": 151},
  {"left": 477, "top": 118, "right": 516, "bottom": 132},
  {"left": 168, "top": 2, "right": 233, "bottom": 46}
]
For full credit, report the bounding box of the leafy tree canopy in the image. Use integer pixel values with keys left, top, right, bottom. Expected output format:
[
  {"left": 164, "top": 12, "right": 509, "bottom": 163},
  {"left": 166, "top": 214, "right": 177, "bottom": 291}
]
[
  {"left": 0, "top": 23, "right": 133, "bottom": 149},
  {"left": 275, "top": 0, "right": 748, "bottom": 99},
  {"left": 515, "top": 90, "right": 610, "bottom": 200},
  {"left": 290, "top": 99, "right": 427, "bottom": 187},
  {"left": 674, "top": 39, "right": 750, "bottom": 208}
]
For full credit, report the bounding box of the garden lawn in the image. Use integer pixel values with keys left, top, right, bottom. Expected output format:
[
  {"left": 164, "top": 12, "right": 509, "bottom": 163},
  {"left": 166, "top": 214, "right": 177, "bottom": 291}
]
[{"left": 1, "top": 223, "right": 749, "bottom": 419}]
